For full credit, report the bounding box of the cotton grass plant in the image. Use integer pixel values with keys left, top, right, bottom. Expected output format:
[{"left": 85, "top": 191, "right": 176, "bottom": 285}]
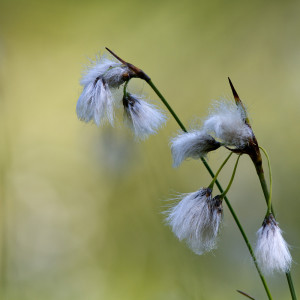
[{"left": 76, "top": 48, "right": 297, "bottom": 300}]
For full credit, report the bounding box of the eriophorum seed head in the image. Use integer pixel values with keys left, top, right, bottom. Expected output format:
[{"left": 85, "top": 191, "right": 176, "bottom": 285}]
[
  {"left": 165, "top": 188, "right": 223, "bottom": 255},
  {"left": 76, "top": 79, "right": 114, "bottom": 126},
  {"left": 76, "top": 55, "right": 135, "bottom": 125},
  {"left": 255, "top": 214, "right": 292, "bottom": 275},
  {"left": 80, "top": 55, "right": 134, "bottom": 88},
  {"left": 203, "top": 100, "right": 253, "bottom": 148},
  {"left": 123, "top": 93, "right": 167, "bottom": 140},
  {"left": 170, "top": 130, "right": 221, "bottom": 167}
]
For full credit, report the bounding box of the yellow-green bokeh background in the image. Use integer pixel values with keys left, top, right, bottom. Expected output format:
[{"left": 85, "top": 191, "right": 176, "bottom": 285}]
[{"left": 1, "top": 0, "right": 300, "bottom": 299}]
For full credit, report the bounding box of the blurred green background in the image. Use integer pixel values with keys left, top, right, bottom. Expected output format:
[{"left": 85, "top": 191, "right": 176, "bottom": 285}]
[{"left": 0, "top": 0, "right": 300, "bottom": 299}]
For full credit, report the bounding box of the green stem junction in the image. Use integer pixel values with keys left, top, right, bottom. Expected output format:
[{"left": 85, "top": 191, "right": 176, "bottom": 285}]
[{"left": 208, "top": 152, "right": 233, "bottom": 190}]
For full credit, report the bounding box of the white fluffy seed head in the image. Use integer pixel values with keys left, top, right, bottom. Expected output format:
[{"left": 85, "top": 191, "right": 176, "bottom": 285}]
[
  {"left": 76, "top": 79, "right": 114, "bottom": 126},
  {"left": 123, "top": 93, "right": 167, "bottom": 140},
  {"left": 170, "top": 130, "right": 221, "bottom": 167},
  {"left": 165, "top": 188, "right": 223, "bottom": 255},
  {"left": 255, "top": 215, "right": 292, "bottom": 275},
  {"left": 203, "top": 100, "right": 253, "bottom": 148},
  {"left": 76, "top": 55, "right": 135, "bottom": 126},
  {"left": 80, "top": 56, "right": 132, "bottom": 88}
]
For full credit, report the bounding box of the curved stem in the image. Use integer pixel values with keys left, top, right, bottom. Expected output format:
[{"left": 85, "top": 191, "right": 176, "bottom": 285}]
[
  {"left": 220, "top": 154, "right": 241, "bottom": 199},
  {"left": 147, "top": 79, "right": 273, "bottom": 300},
  {"left": 259, "top": 146, "right": 272, "bottom": 215},
  {"left": 123, "top": 81, "right": 129, "bottom": 98},
  {"left": 208, "top": 152, "right": 233, "bottom": 189},
  {"left": 256, "top": 170, "right": 275, "bottom": 217}
]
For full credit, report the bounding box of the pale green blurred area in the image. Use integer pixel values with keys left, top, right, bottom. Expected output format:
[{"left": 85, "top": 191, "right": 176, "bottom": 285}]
[{"left": 0, "top": 0, "right": 300, "bottom": 299}]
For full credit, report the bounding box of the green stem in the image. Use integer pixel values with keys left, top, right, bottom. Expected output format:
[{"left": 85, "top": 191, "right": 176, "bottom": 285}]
[
  {"left": 0, "top": 168, "right": 6, "bottom": 300},
  {"left": 259, "top": 146, "right": 272, "bottom": 215},
  {"left": 286, "top": 273, "right": 298, "bottom": 300},
  {"left": 147, "top": 80, "right": 186, "bottom": 132},
  {"left": 0, "top": 104, "right": 9, "bottom": 300},
  {"left": 208, "top": 152, "right": 233, "bottom": 189},
  {"left": 220, "top": 154, "right": 241, "bottom": 199},
  {"left": 203, "top": 157, "right": 272, "bottom": 300},
  {"left": 123, "top": 81, "right": 129, "bottom": 98},
  {"left": 147, "top": 79, "right": 273, "bottom": 300},
  {"left": 256, "top": 170, "right": 275, "bottom": 216}
]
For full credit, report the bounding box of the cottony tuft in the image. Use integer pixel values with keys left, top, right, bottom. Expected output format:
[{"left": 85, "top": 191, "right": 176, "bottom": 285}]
[
  {"left": 255, "top": 214, "right": 292, "bottom": 274},
  {"left": 76, "top": 55, "right": 134, "bottom": 126},
  {"left": 203, "top": 100, "right": 253, "bottom": 148},
  {"left": 170, "top": 130, "right": 220, "bottom": 167},
  {"left": 123, "top": 93, "right": 167, "bottom": 140},
  {"left": 165, "top": 188, "right": 223, "bottom": 255}
]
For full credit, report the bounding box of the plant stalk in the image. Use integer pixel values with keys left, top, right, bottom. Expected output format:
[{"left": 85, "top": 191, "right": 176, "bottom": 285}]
[
  {"left": 258, "top": 146, "right": 273, "bottom": 215},
  {"left": 147, "top": 79, "right": 273, "bottom": 300},
  {"left": 208, "top": 152, "right": 233, "bottom": 189},
  {"left": 220, "top": 154, "right": 241, "bottom": 199},
  {"left": 228, "top": 77, "right": 296, "bottom": 299},
  {"left": 256, "top": 167, "right": 297, "bottom": 300}
]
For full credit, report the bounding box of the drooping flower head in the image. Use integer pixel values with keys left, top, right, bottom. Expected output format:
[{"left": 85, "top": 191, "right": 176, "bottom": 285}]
[
  {"left": 76, "top": 79, "right": 115, "bottom": 126},
  {"left": 165, "top": 188, "right": 223, "bottom": 255},
  {"left": 123, "top": 93, "right": 167, "bottom": 140},
  {"left": 170, "top": 130, "right": 221, "bottom": 167},
  {"left": 203, "top": 100, "right": 253, "bottom": 148},
  {"left": 76, "top": 55, "right": 136, "bottom": 126},
  {"left": 80, "top": 56, "right": 134, "bottom": 88},
  {"left": 255, "top": 214, "right": 292, "bottom": 274}
]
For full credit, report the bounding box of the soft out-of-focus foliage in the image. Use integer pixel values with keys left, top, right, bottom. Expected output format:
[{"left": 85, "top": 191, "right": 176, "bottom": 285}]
[{"left": 0, "top": 0, "right": 299, "bottom": 299}]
